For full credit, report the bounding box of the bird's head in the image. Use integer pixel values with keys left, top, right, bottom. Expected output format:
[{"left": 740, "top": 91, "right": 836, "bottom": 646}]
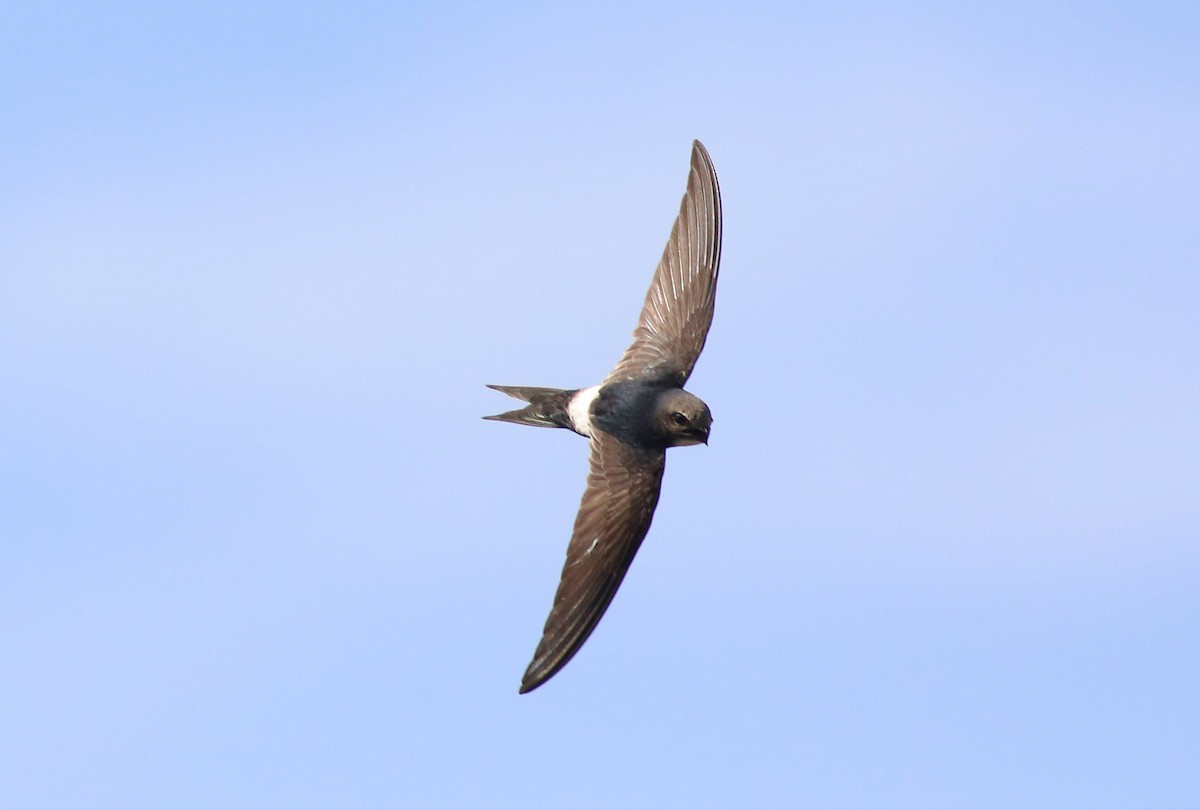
[{"left": 654, "top": 389, "right": 712, "bottom": 447}]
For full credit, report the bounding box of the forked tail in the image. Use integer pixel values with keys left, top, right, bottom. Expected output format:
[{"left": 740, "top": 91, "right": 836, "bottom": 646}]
[{"left": 483, "top": 385, "right": 577, "bottom": 429}]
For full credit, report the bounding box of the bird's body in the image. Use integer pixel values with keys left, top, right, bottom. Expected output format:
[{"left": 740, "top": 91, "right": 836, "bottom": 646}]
[{"left": 485, "top": 140, "right": 722, "bottom": 693}]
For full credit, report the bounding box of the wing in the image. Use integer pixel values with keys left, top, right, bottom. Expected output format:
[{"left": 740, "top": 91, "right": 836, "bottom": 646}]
[
  {"left": 603, "top": 139, "right": 722, "bottom": 388},
  {"left": 519, "top": 431, "right": 666, "bottom": 693}
]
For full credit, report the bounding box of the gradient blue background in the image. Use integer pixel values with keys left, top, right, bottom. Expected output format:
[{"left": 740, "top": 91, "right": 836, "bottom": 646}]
[{"left": 4, "top": 2, "right": 1198, "bottom": 807}]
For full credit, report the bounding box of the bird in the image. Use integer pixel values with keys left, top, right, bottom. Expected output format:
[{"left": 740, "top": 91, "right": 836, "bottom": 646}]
[{"left": 485, "top": 140, "right": 722, "bottom": 694}]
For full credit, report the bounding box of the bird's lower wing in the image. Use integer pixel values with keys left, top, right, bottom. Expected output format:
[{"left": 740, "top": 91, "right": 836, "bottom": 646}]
[{"left": 519, "top": 432, "right": 666, "bottom": 693}]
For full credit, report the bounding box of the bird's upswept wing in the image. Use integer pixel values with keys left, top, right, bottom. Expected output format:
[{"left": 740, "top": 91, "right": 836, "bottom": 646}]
[
  {"left": 603, "top": 140, "right": 722, "bottom": 388},
  {"left": 519, "top": 432, "right": 666, "bottom": 693}
]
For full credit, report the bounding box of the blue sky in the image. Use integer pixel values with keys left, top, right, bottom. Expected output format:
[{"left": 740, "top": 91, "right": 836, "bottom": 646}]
[{"left": 3, "top": 2, "right": 1199, "bottom": 807}]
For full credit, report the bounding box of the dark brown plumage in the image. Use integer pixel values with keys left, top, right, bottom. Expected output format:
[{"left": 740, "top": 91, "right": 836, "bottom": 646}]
[
  {"left": 604, "top": 141, "right": 722, "bottom": 388},
  {"left": 485, "top": 140, "right": 722, "bottom": 693},
  {"left": 519, "top": 432, "right": 667, "bottom": 692}
]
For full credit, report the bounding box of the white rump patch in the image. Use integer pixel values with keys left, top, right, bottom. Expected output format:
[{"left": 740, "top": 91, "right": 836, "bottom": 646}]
[{"left": 567, "top": 385, "right": 601, "bottom": 437}]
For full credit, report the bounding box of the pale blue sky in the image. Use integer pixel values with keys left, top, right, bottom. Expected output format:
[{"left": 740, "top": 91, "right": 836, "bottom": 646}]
[{"left": 3, "top": 2, "right": 1199, "bottom": 807}]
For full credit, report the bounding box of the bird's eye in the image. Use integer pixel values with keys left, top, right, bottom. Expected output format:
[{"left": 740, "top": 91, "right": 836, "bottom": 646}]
[{"left": 671, "top": 412, "right": 689, "bottom": 426}]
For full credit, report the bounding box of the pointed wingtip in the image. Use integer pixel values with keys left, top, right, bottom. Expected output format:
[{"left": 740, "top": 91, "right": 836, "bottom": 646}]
[
  {"left": 519, "top": 658, "right": 551, "bottom": 694},
  {"left": 691, "top": 140, "right": 716, "bottom": 178},
  {"left": 518, "top": 671, "right": 544, "bottom": 695}
]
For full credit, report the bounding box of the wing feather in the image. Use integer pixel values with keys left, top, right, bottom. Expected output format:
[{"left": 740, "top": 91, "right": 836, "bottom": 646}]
[
  {"left": 603, "top": 140, "right": 722, "bottom": 387},
  {"left": 519, "top": 432, "right": 666, "bottom": 693}
]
